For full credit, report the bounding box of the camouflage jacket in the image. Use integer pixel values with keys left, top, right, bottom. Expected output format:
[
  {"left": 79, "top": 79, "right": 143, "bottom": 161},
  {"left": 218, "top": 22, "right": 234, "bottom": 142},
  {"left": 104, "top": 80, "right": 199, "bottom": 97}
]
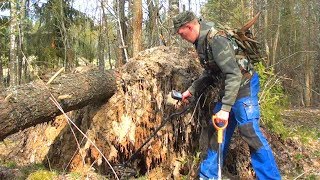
[{"left": 188, "top": 22, "right": 253, "bottom": 112}]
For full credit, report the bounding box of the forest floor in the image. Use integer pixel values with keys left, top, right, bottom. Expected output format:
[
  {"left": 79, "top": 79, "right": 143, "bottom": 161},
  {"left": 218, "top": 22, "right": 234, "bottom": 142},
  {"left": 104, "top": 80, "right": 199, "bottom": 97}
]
[
  {"left": 0, "top": 107, "right": 319, "bottom": 179},
  {"left": 279, "top": 108, "right": 320, "bottom": 179}
]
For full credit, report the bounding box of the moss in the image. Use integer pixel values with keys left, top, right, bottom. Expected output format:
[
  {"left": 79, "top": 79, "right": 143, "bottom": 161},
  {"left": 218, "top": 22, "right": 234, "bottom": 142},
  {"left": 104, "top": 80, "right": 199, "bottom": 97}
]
[{"left": 26, "top": 170, "right": 57, "bottom": 180}]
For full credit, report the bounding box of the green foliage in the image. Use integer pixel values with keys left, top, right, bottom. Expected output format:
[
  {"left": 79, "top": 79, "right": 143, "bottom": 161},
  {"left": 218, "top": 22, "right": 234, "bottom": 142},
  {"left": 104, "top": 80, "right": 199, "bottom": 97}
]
[
  {"left": 0, "top": 16, "right": 9, "bottom": 66},
  {"left": 27, "top": 0, "right": 98, "bottom": 70},
  {"left": 255, "top": 63, "right": 289, "bottom": 136},
  {"left": 202, "top": 0, "right": 252, "bottom": 27},
  {"left": 69, "top": 21, "right": 98, "bottom": 62}
]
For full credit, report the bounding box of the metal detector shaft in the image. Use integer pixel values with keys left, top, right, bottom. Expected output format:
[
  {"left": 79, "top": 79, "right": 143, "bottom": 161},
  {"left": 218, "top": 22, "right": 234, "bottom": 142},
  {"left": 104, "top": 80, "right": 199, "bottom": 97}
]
[
  {"left": 212, "top": 115, "right": 228, "bottom": 180},
  {"left": 218, "top": 143, "right": 223, "bottom": 179}
]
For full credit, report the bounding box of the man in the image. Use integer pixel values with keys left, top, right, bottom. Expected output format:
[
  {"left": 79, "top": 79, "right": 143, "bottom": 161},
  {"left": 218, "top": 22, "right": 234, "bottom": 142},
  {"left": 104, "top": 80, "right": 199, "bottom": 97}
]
[{"left": 173, "top": 11, "right": 281, "bottom": 179}]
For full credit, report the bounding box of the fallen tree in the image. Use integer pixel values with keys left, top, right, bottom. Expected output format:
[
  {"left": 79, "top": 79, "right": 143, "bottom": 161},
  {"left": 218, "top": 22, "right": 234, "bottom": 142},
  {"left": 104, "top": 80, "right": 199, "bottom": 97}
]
[
  {"left": 0, "top": 68, "right": 116, "bottom": 140},
  {"left": 42, "top": 46, "right": 215, "bottom": 179}
]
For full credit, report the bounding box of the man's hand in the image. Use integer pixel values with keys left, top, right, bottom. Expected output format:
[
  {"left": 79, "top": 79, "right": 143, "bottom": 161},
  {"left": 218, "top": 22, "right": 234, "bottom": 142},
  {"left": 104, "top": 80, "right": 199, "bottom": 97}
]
[
  {"left": 182, "top": 90, "right": 192, "bottom": 103},
  {"left": 215, "top": 110, "right": 229, "bottom": 124}
]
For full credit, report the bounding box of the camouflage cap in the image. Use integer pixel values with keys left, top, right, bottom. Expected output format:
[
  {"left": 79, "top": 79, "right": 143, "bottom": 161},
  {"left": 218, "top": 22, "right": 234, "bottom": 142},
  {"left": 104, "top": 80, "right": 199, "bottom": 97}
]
[{"left": 173, "top": 11, "right": 196, "bottom": 33}]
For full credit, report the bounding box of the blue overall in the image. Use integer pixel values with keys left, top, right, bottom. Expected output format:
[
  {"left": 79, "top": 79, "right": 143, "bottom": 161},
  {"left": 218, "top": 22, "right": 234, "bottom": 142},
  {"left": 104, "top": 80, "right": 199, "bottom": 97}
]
[{"left": 199, "top": 73, "right": 281, "bottom": 180}]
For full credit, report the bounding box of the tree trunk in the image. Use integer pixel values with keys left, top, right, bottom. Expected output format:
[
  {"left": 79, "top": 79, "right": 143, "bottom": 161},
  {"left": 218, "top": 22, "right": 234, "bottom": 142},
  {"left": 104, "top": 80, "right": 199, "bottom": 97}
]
[
  {"left": 312, "top": 0, "right": 320, "bottom": 105},
  {"left": 132, "top": 0, "right": 142, "bottom": 57},
  {"left": 263, "top": 0, "right": 270, "bottom": 66},
  {"left": 0, "top": 68, "right": 116, "bottom": 140},
  {"left": 271, "top": 11, "right": 281, "bottom": 66},
  {"left": 59, "top": 0, "right": 71, "bottom": 71},
  {"left": 304, "top": 3, "right": 314, "bottom": 107},
  {"left": 116, "top": 0, "right": 128, "bottom": 66},
  {"left": 168, "top": 0, "right": 179, "bottom": 44},
  {"left": 98, "top": 9, "right": 106, "bottom": 71},
  {"left": 0, "top": 59, "right": 3, "bottom": 89},
  {"left": 100, "top": 0, "right": 112, "bottom": 69},
  {"left": 17, "top": 0, "right": 26, "bottom": 85},
  {"left": 9, "top": 0, "right": 18, "bottom": 86},
  {"left": 146, "top": 0, "right": 158, "bottom": 48}
]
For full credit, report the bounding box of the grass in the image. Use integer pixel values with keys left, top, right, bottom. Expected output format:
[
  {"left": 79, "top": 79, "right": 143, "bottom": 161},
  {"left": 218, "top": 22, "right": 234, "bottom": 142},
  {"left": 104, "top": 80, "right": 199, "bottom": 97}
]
[{"left": 4, "top": 161, "right": 17, "bottom": 168}]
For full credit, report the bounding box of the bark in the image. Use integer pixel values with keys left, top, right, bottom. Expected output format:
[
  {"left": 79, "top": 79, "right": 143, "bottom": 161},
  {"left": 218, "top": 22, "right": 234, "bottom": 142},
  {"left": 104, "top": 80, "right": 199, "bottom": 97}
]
[
  {"left": 98, "top": 15, "right": 106, "bottom": 71},
  {"left": 303, "top": 3, "right": 313, "bottom": 106},
  {"left": 116, "top": 0, "right": 128, "bottom": 66},
  {"left": 18, "top": 0, "right": 26, "bottom": 85},
  {"left": 98, "top": 0, "right": 108, "bottom": 70},
  {"left": 146, "top": 0, "right": 158, "bottom": 48},
  {"left": 59, "top": 0, "right": 71, "bottom": 71},
  {"left": 271, "top": 11, "right": 281, "bottom": 66},
  {"left": 0, "top": 68, "right": 116, "bottom": 140},
  {"left": 168, "top": 0, "right": 179, "bottom": 44},
  {"left": 0, "top": 59, "right": 3, "bottom": 89},
  {"left": 9, "top": 0, "right": 18, "bottom": 86},
  {"left": 132, "top": 0, "right": 142, "bottom": 57}
]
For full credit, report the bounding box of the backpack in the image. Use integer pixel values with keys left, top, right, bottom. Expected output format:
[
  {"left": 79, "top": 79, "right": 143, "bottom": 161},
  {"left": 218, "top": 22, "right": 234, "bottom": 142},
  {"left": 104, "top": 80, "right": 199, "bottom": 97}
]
[{"left": 208, "top": 12, "right": 262, "bottom": 65}]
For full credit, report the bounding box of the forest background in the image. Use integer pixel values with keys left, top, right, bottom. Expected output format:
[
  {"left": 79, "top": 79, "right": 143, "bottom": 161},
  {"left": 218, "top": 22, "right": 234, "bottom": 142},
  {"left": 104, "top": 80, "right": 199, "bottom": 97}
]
[{"left": 1, "top": 0, "right": 319, "bottom": 107}]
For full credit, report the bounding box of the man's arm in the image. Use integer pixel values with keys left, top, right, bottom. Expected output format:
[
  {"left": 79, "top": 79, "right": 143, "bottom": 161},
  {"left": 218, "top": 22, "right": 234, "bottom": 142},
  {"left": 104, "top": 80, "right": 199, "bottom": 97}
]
[
  {"left": 210, "top": 35, "right": 242, "bottom": 112},
  {"left": 187, "top": 69, "right": 215, "bottom": 97}
]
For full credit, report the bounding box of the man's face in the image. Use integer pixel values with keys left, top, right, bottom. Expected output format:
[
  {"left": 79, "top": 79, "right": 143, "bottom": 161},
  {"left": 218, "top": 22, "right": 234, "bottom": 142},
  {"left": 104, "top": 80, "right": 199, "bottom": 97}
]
[{"left": 177, "top": 23, "right": 198, "bottom": 43}]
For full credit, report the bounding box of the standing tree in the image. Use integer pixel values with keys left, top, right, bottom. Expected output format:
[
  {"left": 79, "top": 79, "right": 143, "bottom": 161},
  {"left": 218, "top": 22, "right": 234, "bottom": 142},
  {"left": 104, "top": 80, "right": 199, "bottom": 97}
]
[
  {"left": 100, "top": 0, "right": 114, "bottom": 69},
  {"left": 9, "top": 0, "right": 18, "bottom": 86},
  {"left": 115, "top": 0, "right": 128, "bottom": 67},
  {"left": 17, "top": 0, "right": 27, "bottom": 84},
  {"left": 168, "top": 0, "right": 179, "bottom": 45},
  {"left": 0, "top": 2, "right": 10, "bottom": 88},
  {"left": 132, "top": 0, "right": 142, "bottom": 57},
  {"left": 0, "top": 58, "right": 2, "bottom": 89},
  {"left": 146, "top": 0, "right": 159, "bottom": 48},
  {"left": 98, "top": 1, "right": 107, "bottom": 71},
  {"left": 58, "top": 0, "right": 72, "bottom": 71},
  {"left": 302, "top": 3, "right": 314, "bottom": 107}
]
